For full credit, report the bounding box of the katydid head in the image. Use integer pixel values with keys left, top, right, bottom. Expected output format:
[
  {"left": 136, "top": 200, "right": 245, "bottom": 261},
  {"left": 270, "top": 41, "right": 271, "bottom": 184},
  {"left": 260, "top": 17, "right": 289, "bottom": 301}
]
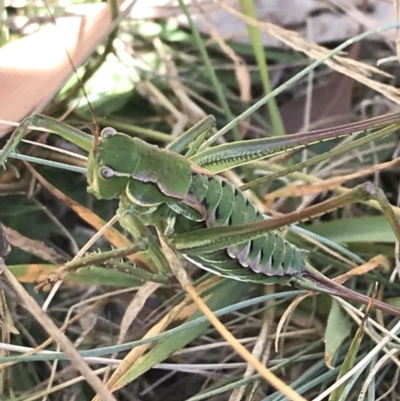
[{"left": 87, "top": 127, "right": 140, "bottom": 200}]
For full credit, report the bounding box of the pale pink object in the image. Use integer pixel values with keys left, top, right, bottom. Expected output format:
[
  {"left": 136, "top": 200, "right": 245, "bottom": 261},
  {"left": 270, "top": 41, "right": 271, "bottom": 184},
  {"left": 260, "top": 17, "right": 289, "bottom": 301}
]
[{"left": 0, "top": 2, "right": 124, "bottom": 137}]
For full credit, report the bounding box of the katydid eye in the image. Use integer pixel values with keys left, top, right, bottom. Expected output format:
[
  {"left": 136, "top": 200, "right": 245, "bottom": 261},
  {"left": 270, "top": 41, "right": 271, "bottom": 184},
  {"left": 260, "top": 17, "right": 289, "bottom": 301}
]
[
  {"left": 100, "top": 166, "right": 115, "bottom": 179},
  {"left": 101, "top": 127, "right": 117, "bottom": 138}
]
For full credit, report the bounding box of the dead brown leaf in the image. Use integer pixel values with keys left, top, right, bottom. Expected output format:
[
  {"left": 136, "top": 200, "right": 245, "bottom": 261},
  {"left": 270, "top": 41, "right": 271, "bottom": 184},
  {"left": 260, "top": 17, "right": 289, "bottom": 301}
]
[
  {"left": 0, "top": 1, "right": 125, "bottom": 137},
  {"left": 280, "top": 43, "right": 360, "bottom": 134}
]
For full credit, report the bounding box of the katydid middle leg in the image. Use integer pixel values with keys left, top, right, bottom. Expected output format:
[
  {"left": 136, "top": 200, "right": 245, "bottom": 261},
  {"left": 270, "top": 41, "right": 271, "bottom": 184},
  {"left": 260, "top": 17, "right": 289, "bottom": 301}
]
[{"left": 59, "top": 243, "right": 170, "bottom": 283}]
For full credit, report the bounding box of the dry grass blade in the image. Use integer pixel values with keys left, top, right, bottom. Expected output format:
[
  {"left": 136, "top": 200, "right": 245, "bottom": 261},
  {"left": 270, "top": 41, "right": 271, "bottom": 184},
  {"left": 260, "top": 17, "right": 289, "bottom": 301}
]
[
  {"left": 0, "top": 268, "right": 116, "bottom": 401},
  {"left": 212, "top": 0, "right": 400, "bottom": 104},
  {"left": 230, "top": 286, "right": 275, "bottom": 401},
  {"left": 102, "top": 281, "right": 162, "bottom": 383},
  {"left": 0, "top": 297, "right": 108, "bottom": 371},
  {"left": 158, "top": 230, "right": 307, "bottom": 401},
  {"left": 334, "top": 256, "right": 391, "bottom": 285},
  {"left": 24, "top": 163, "right": 133, "bottom": 249},
  {"left": 3, "top": 226, "right": 65, "bottom": 264},
  {"left": 94, "top": 293, "right": 195, "bottom": 397},
  {"left": 264, "top": 157, "right": 400, "bottom": 202}
]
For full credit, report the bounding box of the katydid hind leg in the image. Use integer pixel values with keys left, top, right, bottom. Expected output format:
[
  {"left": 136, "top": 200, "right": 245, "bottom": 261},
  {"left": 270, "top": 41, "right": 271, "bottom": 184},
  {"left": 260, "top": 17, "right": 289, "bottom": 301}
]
[
  {"left": 241, "top": 122, "right": 400, "bottom": 191},
  {"left": 172, "top": 182, "right": 392, "bottom": 253},
  {"left": 193, "top": 113, "right": 400, "bottom": 175},
  {"left": 166, "top": 115, "right": 216, "bottom": 156},
  {"left": 172, "top": 179, "right": 400, "bottom": 316},
  {"left": 275, "top": 181, "right": 400, "bottom": 317},
  {"left": 296, "top": 264, "right": 400, "bottom": 317}
]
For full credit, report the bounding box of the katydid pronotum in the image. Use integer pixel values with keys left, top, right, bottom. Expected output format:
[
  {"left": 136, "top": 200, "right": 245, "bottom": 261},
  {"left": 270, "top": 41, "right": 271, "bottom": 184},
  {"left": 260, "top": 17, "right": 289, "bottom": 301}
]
[{"left": 1, "top": 111, "right": 400, "bottom": 316}]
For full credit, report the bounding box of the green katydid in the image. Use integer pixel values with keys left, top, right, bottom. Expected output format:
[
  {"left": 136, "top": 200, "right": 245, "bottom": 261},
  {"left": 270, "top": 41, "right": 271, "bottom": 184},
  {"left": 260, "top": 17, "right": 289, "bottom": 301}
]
[{"left": 2, "top": 111, "right": 400, "bottom": 317}]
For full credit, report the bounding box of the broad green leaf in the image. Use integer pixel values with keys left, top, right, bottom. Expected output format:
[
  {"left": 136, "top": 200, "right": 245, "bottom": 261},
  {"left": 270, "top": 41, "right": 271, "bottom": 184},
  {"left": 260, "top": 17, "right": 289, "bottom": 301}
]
[
  {"left": 328, "top": 305, "right": 366, "bottom": 401},
  {"left": 306, "top": 216, "right": 395, "bottom": 244},
  {"left": 325, "top": 300, "right": 351, "bottom": 369}
]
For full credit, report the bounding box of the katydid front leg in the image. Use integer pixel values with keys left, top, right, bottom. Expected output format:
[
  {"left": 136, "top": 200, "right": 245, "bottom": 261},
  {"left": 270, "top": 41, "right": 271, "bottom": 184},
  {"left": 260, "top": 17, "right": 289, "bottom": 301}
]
[
  {"left": 116, "top": 200, "right": 172, "bottom": 283},
  {"left": 0, "top": 115, "right": 93, "bottom": 167},
  {"left": 0, "top": 114, "right": 215, "bottom": 168}
]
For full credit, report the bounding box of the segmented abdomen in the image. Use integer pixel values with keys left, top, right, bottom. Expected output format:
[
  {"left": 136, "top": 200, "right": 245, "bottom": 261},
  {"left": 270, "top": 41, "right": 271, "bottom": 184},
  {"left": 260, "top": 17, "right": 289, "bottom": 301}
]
[{"left": 173, "top": 173, "right": 306, "bottom": 284}]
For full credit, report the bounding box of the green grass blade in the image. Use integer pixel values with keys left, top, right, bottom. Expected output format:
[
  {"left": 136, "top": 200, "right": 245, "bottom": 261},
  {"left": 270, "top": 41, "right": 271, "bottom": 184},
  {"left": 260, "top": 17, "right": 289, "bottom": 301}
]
[
  {"left": 200, "top": 20, "right": 400, "bottom": 149},
  {"left": 0, "top": 290, "right": 302, "bottom": 364},
  {"left": 328, "top": 310, "right": 366, "bottom": 401},
  {"left": 239, "top": 0, "right": 285, "bottom": 136},
  {"left": 177, "top": 0, "right": 240, "bottom": 141},
  {"left": 115, "top": 280, "right": 252, "bottom": 387}
]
